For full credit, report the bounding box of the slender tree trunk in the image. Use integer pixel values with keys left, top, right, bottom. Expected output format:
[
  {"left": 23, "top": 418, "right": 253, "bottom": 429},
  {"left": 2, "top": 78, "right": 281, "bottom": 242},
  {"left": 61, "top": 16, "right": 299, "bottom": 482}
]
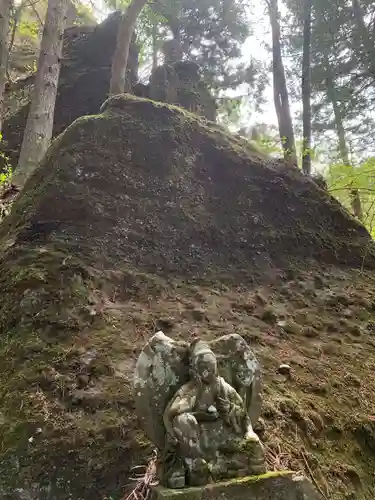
[
  {"left": 14, "top": 0, "right": 69, "bottom": 188},
  {"left": 268, "top": 0, "right": 297, "bottom": 165},
  {"left": 109, "top": 0, "right": 148, "bottom": 96},
  {"left": 8, "top": 0, "right": 25, "bottom": 57},
  {"left": 352, "top": 0, "right": 375, "bottom": 73},
  {"left": 152, "top": 20, "right": 158, "bottom": 73},
  {"left": 325, "top": 60, "right": 363, "bottom": 220},
  {"left": 302, "top": 0, "right": 312, "bottom": 175},
  {"left": 0, "top": 0, "right": 12, "bottom": 133}
]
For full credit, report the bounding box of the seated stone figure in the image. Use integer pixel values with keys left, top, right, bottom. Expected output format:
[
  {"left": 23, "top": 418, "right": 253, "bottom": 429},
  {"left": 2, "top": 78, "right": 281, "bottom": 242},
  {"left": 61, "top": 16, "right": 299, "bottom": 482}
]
[
  {"left": 134, "top": 332, "right": 265, "bottom": 489},
  {"left": 162, "top": 339, "right": 263, "bottom": 487}
]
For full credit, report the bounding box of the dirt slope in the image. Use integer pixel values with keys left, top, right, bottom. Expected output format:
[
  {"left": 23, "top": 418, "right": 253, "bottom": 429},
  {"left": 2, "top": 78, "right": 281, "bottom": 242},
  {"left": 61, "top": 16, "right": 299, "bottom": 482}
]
[{"left": 1, "top": 96, "right": 375, "bottom": 500}]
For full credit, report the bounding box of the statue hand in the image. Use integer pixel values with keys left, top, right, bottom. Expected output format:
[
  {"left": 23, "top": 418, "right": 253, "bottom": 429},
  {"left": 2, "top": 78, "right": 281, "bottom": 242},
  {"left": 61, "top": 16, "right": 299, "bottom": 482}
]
[
  {"left": 218, "top": 397, "right": 244, "bottom": 432},
  {"left": 166, "top": 432, "right": 178, "bottom": 447},
  {"left": 217, "top": 396, "right": 231, "bottom": 415}
]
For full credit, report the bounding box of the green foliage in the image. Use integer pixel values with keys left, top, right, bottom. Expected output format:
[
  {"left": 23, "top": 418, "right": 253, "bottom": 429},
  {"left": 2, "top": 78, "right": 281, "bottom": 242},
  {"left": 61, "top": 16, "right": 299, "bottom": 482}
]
[
  {"left": 137, "top": 7, "right": 168, "bottom": 70},
  {"left": 163, "top": 0, "right": 250, "bottom": 91},
  {"left": 73, "top": 2, "right": 97, "bottom": 25},
  {"left": 0, "top": 165, "right": 12, "bottom": 187},
  {"left": 105, "top": 0, "right": 131, "bottom": 11},
  {"left": 7, "top": 0, "right": 97, "bottom": 81},
  {"left": 285, "top": 0, "right": 375, "bottom": 159},
  {"left": 253, "top": 132, "right": 283, "bottom": 157},
  {"left": 16, "top": 19, "right": 40, "bottom": 39},
  {"left": 104, "top": 0, "right": 262, "bottom": 95},
  {"left": 0, "top": 133, "right": 12, "bottom": 190},
  {"left": 326, "top": 158, "right": 375, "bottom": 237},
  {"left": 0, "top": 133, "right": 13, "bottom": 221}
]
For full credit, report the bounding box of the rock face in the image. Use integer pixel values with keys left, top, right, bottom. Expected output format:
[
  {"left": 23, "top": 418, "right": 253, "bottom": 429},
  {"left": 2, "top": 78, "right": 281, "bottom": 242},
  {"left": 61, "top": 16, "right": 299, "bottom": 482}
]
[
  {"left": 5, "top": 93, "right": 372, "bottom": 278},
  {"left": 2, "top": 12, "right": 139, "bottom": 166},
  {"left": 149, "top": 61, "right": 217, "bottom": 121},
  {"left": 153, "top": 472, "right": 323, "bottom": 500},
  {"left": 154, "top": 472, "right": 323, "bottom": 500},
  {"left": 1, "top": 95, "right": 375, "bottom": 499}
]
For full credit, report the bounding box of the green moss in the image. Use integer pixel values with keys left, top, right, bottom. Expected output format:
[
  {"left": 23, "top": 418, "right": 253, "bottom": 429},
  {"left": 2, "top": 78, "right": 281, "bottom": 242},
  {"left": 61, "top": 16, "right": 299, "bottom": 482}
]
[
  {"left": 216, "top": 470, "right": 294, "bottom": 486},
  {"left": 156, "top": 472, "right": 294, "bottom": 495}
]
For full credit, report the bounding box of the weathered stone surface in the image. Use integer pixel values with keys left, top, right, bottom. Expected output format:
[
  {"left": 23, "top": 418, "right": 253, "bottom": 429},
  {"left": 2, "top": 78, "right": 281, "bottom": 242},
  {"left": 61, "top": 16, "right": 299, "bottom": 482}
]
[
  {"left": 134, "top": 331, "right": 189, "bottom": 449},
  {"left": 210, "top": 333, "right": 262, "bottom": 426},
  {"left": 134, "top": 333, "right": 262, "bottom": 451},
  {"left": 149, "top": 61, "right": 216, "bottom": 121},
  {"left": 134, "top": 333, "right": 264, "bottom": 487},
  {"left": 4, "top": 94, "right": 374, "bottom": 279},
  {"left": 153, "top": 472, "right": 323, "bottom": 500}
]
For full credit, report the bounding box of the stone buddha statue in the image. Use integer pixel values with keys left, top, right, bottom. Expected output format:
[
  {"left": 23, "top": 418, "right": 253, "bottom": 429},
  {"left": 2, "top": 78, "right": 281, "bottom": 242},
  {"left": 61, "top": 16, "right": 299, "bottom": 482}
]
[{"left": 134, "top": 333, "right": 266, "bottom": 488}]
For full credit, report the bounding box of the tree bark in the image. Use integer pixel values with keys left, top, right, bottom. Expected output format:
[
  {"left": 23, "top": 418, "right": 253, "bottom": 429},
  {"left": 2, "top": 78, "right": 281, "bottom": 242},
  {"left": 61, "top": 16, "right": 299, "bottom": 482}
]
[
  {"left": 302, "top": 0, "right": 312, "bottom": 175},
  {"left": 325, "top": 59, "right": 363, "bottom": 220},
  {"left": 109, "top": 0, "right": 148, "bottom": 96},
  {"left": 0, "top": 0, "right": 12, "bottom": 133},
  {"left": 14, "top": 0, "right": 69, "bottom": 188},
  {"left": 152, "top": 20, "right": 158, "bottom": 73},
  {"left": 8, "top": 1, "right": 25, "bottom": 57},
  {"left": 268, "top": 0, "right": 297, "bottom": 165},
  {"left": 352, "top": 0, "right": 375, "bottom": 74}
]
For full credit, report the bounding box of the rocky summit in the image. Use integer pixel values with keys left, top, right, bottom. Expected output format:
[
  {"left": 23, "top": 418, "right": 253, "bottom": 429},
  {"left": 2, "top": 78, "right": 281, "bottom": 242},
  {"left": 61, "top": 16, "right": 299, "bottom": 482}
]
[{"left": 1, "top": 95, "right": 375, "bottom": 500}]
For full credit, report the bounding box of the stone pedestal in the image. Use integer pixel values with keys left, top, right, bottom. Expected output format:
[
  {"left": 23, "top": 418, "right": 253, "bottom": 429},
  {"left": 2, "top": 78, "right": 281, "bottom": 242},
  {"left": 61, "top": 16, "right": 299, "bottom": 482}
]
[{"left": 153, "top": 472, "right": 324, "bottom": 500}]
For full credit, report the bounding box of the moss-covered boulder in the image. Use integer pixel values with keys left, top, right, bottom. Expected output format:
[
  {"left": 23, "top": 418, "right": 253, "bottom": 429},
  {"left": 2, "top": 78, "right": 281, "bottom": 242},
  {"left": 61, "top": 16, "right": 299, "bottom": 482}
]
[{"left": 1, "top": 95, "right": 375, "bottom": 499}]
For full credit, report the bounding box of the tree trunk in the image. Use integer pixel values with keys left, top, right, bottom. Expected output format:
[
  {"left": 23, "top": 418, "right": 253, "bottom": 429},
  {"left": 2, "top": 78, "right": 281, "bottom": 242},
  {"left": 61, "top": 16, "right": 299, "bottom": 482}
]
[
  {"left": 14, "top": 0, "right": 68, "bottom": 188},
  {"left": 109, "top": 0, "right": 148, "bottom": 96},
  {"left": 9, "top": 1, "right": 26, "bottom": 57},
  {"left": 352, "top": 0, "right": 375, "bottom": 74},
  {"left": 9, "top": 2, "right": 25, "bottom": 54},
  {"left": 268, "top": 0, "right": 297, "bottom": 165},
  {"left": 325, "top": 59, "right": 363, "bottom": 220},
  {"left": 152, "top": 20, "right": 158, "bottom": 73},
  {"left": 302, "top": 0, "right": 312, "bottom": 175},
  {"left": 0, "top": 0, "right": 12, "bottom": 133}
]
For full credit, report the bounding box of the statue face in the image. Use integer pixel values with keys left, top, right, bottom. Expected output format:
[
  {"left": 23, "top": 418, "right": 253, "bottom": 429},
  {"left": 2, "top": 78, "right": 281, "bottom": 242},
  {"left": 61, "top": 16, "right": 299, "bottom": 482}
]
[{"left": 195, "top": 353, "right": 217, "bottom": 384}]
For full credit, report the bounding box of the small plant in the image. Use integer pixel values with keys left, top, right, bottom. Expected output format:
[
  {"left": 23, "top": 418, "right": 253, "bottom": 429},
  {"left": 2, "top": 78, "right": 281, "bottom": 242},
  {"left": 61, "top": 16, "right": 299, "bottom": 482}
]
[
  {"left": 0, "top": 132, "right": 15, "bottom": 221},
  {"left": 0, "top": 132, "right": 12, "bottom": 190},
  {"left": 0, "top": 162, "right": 12, "bottom": 189}
]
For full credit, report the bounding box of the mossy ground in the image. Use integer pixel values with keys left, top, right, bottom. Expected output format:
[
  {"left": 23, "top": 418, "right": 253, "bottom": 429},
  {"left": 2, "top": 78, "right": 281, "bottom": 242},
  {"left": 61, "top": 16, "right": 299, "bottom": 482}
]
[
  {"left": 1, "top": 95, "right": 375, "bottom": 499},
  {"left": 1, "top": 257, "right": 375, "bottom": 499}
]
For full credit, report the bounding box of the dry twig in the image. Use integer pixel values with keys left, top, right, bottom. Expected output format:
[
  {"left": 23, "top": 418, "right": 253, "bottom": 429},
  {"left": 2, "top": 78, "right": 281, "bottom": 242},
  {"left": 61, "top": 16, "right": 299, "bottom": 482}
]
[
  {"left": 301, "top": 450, "right": 328, "bottom": 500},
  {"left": 264, "top": 441, "right": 290, "bottom": 471},
  {"left": 122, "top": 450, "right": 159, "bottom": 500}
]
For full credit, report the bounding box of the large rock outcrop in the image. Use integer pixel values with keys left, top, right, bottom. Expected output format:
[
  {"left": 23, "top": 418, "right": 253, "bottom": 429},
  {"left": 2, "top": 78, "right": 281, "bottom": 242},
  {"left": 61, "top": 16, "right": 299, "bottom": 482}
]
[
  {"left": 1, "top": 12, "right": 139, "bottom": 166},
  {"left": 1, "top": 96, "right": 375, "bottom": 500},
  {"left": 4, "top": 94, "right": 372, "bottom": 277}
]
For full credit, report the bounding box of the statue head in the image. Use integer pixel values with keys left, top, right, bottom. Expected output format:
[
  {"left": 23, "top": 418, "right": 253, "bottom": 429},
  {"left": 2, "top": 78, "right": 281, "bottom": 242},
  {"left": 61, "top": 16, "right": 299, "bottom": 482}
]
[{"left": 190, "top": 340, "right": 218, "bottom": 385}]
